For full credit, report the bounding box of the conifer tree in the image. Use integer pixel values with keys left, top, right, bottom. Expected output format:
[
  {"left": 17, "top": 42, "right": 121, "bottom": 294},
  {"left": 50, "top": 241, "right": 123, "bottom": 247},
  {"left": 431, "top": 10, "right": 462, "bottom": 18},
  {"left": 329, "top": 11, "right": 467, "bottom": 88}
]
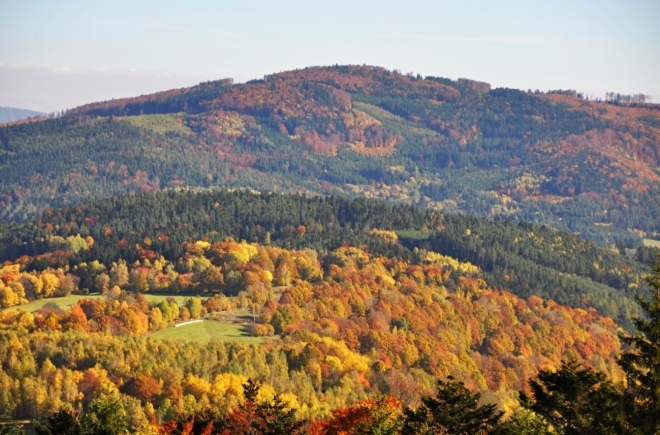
[
  {"left": 619, "top": 254, "right": 660, "bottom": 434},
  {"left": 34, "top": 406, "right": 83, "bottom": 435},
  {"left": 402, "top": 376, "right": 504, "bottom": 434},
  {"left": 524, "top": 360, "right": 624, "bottom": 434},
  {"left": 221, "top": 379, "right": 307, "bottom": 435}
]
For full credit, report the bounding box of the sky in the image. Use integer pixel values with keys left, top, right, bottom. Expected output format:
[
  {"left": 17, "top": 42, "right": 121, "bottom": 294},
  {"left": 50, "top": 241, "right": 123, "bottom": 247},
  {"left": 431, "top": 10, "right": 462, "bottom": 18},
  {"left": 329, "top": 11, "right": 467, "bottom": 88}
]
[{"left": 1, "top": 0, "right": 658, "bottom": 113}]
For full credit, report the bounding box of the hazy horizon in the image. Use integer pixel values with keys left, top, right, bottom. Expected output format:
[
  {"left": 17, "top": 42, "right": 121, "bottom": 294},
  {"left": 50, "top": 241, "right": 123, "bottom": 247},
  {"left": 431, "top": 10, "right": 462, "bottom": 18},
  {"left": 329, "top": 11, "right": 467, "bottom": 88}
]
[{"left": 2, "top": 0, "right": 659, "bottom": 113}]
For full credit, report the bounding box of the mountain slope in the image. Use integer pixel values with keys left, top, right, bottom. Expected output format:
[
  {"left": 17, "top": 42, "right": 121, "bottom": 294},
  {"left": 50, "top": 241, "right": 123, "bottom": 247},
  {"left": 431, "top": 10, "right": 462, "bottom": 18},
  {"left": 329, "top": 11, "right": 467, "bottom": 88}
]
[
  {"left": 0, "top": 66, "right": 658, "bottom": 246},
  {"left": 0, "top": 189, "right": 648, "bottom": 329},
  {"left": 0, "top": 241, "right": 625, "bottom": 423},
  {"left": 0, "top": 190, "right": 632, "bottom": 423}
]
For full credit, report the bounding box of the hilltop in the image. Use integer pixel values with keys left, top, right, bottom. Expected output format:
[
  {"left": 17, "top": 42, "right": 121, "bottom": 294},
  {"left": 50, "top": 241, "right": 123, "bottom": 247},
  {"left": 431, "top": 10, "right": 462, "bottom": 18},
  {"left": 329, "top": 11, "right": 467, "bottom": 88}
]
[{"left": 1, "top": 65, "right": 659, "bottom": 246}]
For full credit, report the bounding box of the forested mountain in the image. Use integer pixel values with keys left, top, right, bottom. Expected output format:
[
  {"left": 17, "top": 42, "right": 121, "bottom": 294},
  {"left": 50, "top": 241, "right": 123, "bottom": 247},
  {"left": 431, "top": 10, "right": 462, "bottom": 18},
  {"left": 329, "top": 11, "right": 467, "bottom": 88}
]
[
  {"left": 0, "top": 106, "right": 46, "bottom": 124},
  {"left": 1, "top": 66, "right": 659, "bottom": 248}
]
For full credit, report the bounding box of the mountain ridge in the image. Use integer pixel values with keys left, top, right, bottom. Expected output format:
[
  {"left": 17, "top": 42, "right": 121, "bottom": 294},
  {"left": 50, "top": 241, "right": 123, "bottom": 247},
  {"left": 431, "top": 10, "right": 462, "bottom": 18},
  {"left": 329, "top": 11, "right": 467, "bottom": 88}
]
[{"left": 1, "top": 65, "right": 658, "bottom": 247}]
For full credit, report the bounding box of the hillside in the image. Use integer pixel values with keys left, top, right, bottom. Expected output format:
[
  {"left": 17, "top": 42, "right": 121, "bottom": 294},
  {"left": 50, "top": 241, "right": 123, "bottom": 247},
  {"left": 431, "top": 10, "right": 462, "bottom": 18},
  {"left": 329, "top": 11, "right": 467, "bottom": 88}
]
[
  {"left": 0, "top": 66, "right": 659, "bottom": 248},
  {"left": 0, "top": 106, "right": 46, "bottom": 124},
  {"left": 1, "top": 188, "right": 657, "bottom": 431},
  {"left": 0, "top": 190, "right": 648, "bottom": 329},
  {"left": 0, "top": 212, "right": 627, "bottom": 428}
]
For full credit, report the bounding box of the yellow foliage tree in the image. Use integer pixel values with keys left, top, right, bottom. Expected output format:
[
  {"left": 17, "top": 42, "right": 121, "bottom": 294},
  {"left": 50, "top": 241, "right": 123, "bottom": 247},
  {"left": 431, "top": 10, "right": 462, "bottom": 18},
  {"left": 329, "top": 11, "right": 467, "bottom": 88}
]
[
  {"left": 40, "top": 273, "right": 60, "bottom": 298},
  {"left": 182, "top": 374, "right": 211, "bottom": 400}
]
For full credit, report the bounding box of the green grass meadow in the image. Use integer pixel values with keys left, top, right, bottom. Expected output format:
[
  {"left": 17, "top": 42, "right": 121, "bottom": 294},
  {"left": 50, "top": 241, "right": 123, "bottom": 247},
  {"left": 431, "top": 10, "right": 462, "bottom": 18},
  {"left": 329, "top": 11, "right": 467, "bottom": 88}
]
[
  {"left": 15, "top": 294, "right": 105, "bottom": 312},
  {"left": 149, "top": 320, "right": 276, "bottom": 345},
  {"left": 9, "top": 294, "right": 277, "bottom": 346},
  {"left": 10, "top": 293, "right": 193, "bottom": 313}
]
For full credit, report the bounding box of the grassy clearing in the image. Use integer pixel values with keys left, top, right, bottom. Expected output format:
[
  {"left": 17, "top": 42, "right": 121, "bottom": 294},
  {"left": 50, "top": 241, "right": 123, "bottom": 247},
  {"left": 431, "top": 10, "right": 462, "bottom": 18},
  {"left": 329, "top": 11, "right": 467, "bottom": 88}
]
[
  {"left": 149, "top": 320, "right": 275, "bottom": 345},
  {"left": 142, "top": 294, "right": 190, "bottom": 305},
  {"left": 15, "top": 294, "right": 105, "bottom": 312},
  {"left": 10, "top": 293, "right": 195, "bottom": 312},
  {"left": 119, "top": 113, "right": 192, "bottom": 135},
  {"left": 643, "top": 238, "right": 660, "bottom": 248}
]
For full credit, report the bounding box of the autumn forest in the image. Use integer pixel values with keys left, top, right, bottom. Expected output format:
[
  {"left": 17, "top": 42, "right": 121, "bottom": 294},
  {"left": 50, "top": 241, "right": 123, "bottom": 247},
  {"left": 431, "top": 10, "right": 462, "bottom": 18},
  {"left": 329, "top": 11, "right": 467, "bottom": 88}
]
[{"left": 0, "top": 66, "right": 659, "bottom": 434}]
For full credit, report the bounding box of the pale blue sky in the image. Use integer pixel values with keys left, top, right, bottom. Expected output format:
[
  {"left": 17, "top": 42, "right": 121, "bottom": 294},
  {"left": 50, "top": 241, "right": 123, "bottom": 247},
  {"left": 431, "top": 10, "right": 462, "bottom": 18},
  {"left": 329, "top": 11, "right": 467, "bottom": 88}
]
[{"left": 1, "top": 0, "right": 658, "bottom": 112}]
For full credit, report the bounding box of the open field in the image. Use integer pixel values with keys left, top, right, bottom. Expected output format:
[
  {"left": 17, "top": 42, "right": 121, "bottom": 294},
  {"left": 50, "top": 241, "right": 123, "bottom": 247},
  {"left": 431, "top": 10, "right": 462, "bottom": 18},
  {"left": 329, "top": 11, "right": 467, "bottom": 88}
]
[
  {"left": 149, "top": 320, "right": 276, "bottom": 345},
  {"left": 8, "top": 293, "right": 195, "bottom": 312},
  {"left": 143, "top": 294, "right": 190, "bottom": 305},
  {"left": 643, "top": 238, "right": 660, "bottom": 248},
  {"left": 6, "top": 292, "right": 276, "bottom": 346},
  {"left": 14, "top": 294, "right": 105, "bottom": 312}
]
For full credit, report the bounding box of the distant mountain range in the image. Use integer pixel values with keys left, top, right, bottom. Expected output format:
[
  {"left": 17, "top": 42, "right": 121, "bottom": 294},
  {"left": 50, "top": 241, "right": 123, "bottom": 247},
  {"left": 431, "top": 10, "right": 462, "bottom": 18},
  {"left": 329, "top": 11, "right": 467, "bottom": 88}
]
[
  {"left": 0, "top": 106, "right": 46, "bottom": 124},
  {"left": 0, "top": 65, "right": 658, "bottom": 246}
]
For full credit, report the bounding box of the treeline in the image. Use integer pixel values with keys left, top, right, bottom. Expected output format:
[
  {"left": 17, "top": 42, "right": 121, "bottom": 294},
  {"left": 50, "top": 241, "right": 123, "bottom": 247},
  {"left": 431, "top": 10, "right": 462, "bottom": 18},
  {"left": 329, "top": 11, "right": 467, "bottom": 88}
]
[
  {"left": 66, "top": 79, "right": 235, "bottom": 118},
  {"left": 401, "top": 215, "right": 649, "bottom": 329},
  {"left": 605, "top": 92, "right": 652, "bottom": 105}
]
